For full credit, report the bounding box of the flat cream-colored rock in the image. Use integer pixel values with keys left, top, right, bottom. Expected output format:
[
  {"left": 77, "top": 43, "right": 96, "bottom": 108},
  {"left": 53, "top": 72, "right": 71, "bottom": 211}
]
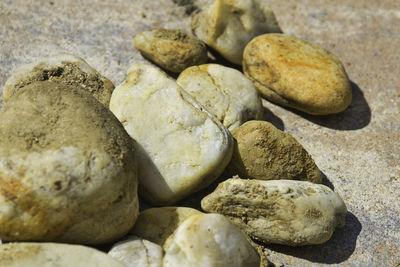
[
  {"left": 227, "top": 120, "right": 322, "bottom": 182},
  {"left": 163, "top": 213, "right": 260, "bottom": 267},
  {"left": 134, "top": 28, "right": 207, "bottom": 73},
  {"left": 110, "top": 64, "right": 233, "bottom": 205},
  {"left": 201, "top": 178, "right": 347, "bottom": 246},
  {"left": 192, "top": 0, "right": 281, "bottom": 65},
  {"left": 3, "top": 53, "right": 114, "bottom": 106},
  {"left": 0, "top": 81, "right": 138, "bottom": 244},
  {"left": 177, "top": 64, "right": 263, "bottom": 131},
  {"left": 243, "top": 34, "right": 352, "bottom": 115},
  {"left": 109, "top": 236, "right": 163, "bottom": 267},
  {"left": 0, "top": 242, "right": 124, "bottom": 267}
]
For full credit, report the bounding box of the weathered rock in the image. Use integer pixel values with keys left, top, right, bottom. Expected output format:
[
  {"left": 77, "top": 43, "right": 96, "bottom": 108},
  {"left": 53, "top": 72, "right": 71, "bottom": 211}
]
[
  {"left": 201, "top": 178, "right": 347, "bottom": 246},
  {"left": 109, "top": 236, "right": 163, "bottom": 267},
  {"left": 0, "top": 81, "right": 138, "bottom": 244},
  {"left": 134, "top": 28, "right": 207, "bottom": 73},
  {"left": 227, "top": 120, "right": 322, "bottom": 183},
  {"left": 163, "top": 213, "right": 260, "bottom": 267},
  {"left": 130, "top": 207, "right": 202, "bottom": 246},
  {"left": 110, "top": 64, "right": 233, "bottom": 205},
  {"left": 243, "top": 33, "right": 352, "bottom": 115},
  {"left": 177, "top": 64, "right": 263, "bottom": 131},
  {"left": 192, "top": 0, "right": 281, "bottom": 65},
  {"left": 0, "top": 242, "right": 124, "bottom": 267},
  {"left": 3, "top": 54, "right": 114, "bottom": 106}
]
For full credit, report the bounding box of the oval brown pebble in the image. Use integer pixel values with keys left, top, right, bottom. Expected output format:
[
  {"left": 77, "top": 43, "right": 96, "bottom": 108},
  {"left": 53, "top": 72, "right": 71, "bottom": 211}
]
[{"left": 243, "top": 34, "right": 352, "bottom": 115}]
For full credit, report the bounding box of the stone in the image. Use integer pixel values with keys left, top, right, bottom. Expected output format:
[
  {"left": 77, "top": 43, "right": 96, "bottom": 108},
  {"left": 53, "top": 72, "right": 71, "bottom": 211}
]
[
  {"left": 0, "top": 81, "right": 139, "bottom": 244},
  {"left": 176, "top": 64, "right": 263, "bottom": 131},
  {"left": 227, "top": 120, "right": 322, "bottom": 183},
  {"left": 130, "top": 207, "right": 202, "bottom": 246},
  {"left": 3, "top": 53, "right": 115, "bottom": 107},
  {"left": 243, "top": 33, "right": 352, "bottom": 115},
  {"left": 0, "top": 242, "right": 124, "bottom": 267},
  {"left": 109, "top": 236, "right": 163, "bottom": 267},
  {"left": 163, "top": 213, "right": 260, "bottom": 267},
  {"left": 134, "top": 28, "right": 207, "bottom": 73},
  {"left": 201, "top": 178, "right": 347, "bottom": 246},
  {"left": 192, "top": 0, "right": 281, "bottom": 65},
  {"left": 109, "top": 64, "right": 233, "bottom": 205}
]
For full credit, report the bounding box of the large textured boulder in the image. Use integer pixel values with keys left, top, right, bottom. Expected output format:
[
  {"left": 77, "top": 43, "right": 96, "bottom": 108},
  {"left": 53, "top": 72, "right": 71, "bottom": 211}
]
[
  {"left": 0, "top": 81, "right": 138, "bottom": 244},
  {"left": 3, "top": 54, "right": 114, "bottom": 106},
  {"left": 202, "top": 178, "right": 347, "bottom": 246},
  {"left": 243, "top": 34, "right": 352, "bottom": 115},
  {"left": 110, "top": 64, "right": 233, "bottom": 205},
  {"left": 227, "top": 120, "right": 322, "bottom": 183},
  {"left": 134, "top": 28, "right": 208, "bottom": 73},
  {"left": 163, "top": 213, "right": 260, "bottom": 267},
  {"left": 192, "top": 0, "right": 281, "bottom": 65},
  {"left": 0, "top": 242, "right": 124, "bottom": 267},
  {"left": 109, "top": 236, "right": 163, "bottom": 267},
  {"left": 177, "top": 64, "right": 263, "bottom": 131}
]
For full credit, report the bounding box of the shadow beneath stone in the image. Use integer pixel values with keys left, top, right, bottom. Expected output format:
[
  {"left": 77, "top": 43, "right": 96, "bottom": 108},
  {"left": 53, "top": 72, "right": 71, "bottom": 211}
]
[
  {"left": 262, "top": 107, "right": 285, "bottom": 131},
  {"left": 291, "top": 82, "right": 371, "bottom": 130},
  {"left": 266, "top": 212, "right": 362, "bottom": 264},
  {"left": 321, "top": 172, "right": 335, "bottom": 190},
  {"left": 206, "top": 47, "right": 242, "bottom": 72}
]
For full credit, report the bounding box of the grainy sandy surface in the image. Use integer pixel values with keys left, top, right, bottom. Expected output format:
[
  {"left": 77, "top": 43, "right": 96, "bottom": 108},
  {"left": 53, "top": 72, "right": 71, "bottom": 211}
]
[{"left": 1, "top": 0, "right": 399, "bottom": 266}]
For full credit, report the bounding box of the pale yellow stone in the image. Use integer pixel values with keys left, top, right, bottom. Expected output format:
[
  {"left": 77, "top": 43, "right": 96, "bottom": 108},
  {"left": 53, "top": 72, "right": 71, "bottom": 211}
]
[
  {"left": 0, "top": 81, "right": 138, "bottom": 244},
  {"left": 177, "top": 64, "right": 263, "bottom": 131},
  {"left": 192, "top": 0, "right": 281, "bottom": 65},
  {"left": 201, "top": 178, "right": 347, "bottom": 246},
  {"left": 109, "top": 236, "right": 163, "bottom": 267},
  {"left": 110, "top": 64, "right": 233, "bottom": 205},
  {"left": 134, "top": 28, "right": 207, "bottom": 73},
  {"left": 243, "top": 34, "right": 352, "bottom": 115},
  {"left": 130, "top": 207, "right": 202, "bottom": 246},
  {"left": 3, "top": 53, "right": 114, "bottom": 106},
  {"left": 0, "top": 242, "right": 124, "bottom": 267},
  {"left": 163, "top": 213, "right": 260, "bottom": 267}
]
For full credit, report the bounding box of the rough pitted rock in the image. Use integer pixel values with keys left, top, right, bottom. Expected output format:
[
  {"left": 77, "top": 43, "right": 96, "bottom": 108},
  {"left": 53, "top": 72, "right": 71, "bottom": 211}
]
[
  {"left": 227, "top": 120, "right": 322, "bottom": 183},
  {"left": 177, "top": 64, "right": 263, "bottom": 131},
  {"left": 243, "top": 34, "right": 352, "bottom": 115},
  {"left": 110, "top": 64, "right": 233, "bottom": 205},
  {"left": 134, "top": 28, "right": 207, "bottom": 73},
  {"left": 3, "top": 54, "right": 115, "bottom": 106},
  {"left": 0, "top": 81, "right": 138, "bottom": 244},
  {"left": 201, "top": 178, "right": 347, "bottom": 246}
]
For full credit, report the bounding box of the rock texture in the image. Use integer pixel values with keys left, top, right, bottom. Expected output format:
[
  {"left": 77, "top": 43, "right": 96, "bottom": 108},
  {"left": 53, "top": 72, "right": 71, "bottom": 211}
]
[
  {"left": 0, "top": 0, "right": 399, "bottom": 265},
  {"left": 177, "top": 64, "right": 263, "bottom": 131},
  {"left": 243, "top": 33, "right": 352, "bottom": 115},
  {"left": 0, "top": 242, "right": 125, "bottom": 267},
  {"left": 227, "top": 120, "right": 322, "bottom": 182},
  {"left": 110, "top": 64, "right": 232, "bottom": 205},
  {"left": 163, "top": 213, "right": 260, "bottom": 267},
  {"left": 109, "top": 236, "right": 163, "bottom": 267},
  {"left": 134, "top": 28, "right": 207, "bottom": 73},
  {"left": 202, "top": 178, "right": 347, "bottom": 246},
  {"left": 192, "top": 0, "right": 281, "bottom": 65},
  {"left": 3, "top": 53, "right": 114, "bottom": 106},
  {"left": 0, "top": 81, "right": 138, "bottom": 244}
]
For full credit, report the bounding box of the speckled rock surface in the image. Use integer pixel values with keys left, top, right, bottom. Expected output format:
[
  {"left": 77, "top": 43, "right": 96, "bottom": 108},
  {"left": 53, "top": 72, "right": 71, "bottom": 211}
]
[{"left": 0, "top": 0, "right": 399, "bottom": 266}]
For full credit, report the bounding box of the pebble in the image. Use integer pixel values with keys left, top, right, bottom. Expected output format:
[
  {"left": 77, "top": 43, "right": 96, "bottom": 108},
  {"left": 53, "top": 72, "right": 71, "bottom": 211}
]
[
  {"left": 201, "top": 178, "right": 347, "bottom": 246},
  {"left": 134, "top": 28, "right": 207, "bottom": 73},
  {"left": 0, "top": 81, "right": 138, "bottom": 244},
  {"left": 227, "top": 120, "right": 323, "bottom": 183},
  {"left": 109, "top": 64, "right": 233, "bottom": 204},
  {"left": 243, "top": 34, "right": 352, "bottom": 115},
  {"left": 177, "top": 64, "right": 263, "bottom": 131},
  {"left": 192, "top": 0, "right": 281, "bottom": 65}
]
